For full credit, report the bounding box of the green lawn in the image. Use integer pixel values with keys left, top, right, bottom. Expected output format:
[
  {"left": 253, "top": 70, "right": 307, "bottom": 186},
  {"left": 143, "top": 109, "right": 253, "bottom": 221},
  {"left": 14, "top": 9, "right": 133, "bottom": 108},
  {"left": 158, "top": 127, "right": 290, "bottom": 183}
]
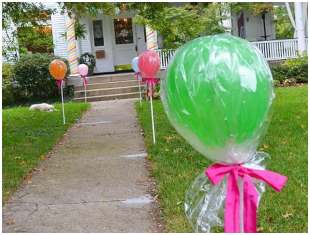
[
  {"left": 136, "top": 85, "right": 308, "bottom": 233},
  {"left": 3, "top": 102, "right": 90, "bottom": 202}
]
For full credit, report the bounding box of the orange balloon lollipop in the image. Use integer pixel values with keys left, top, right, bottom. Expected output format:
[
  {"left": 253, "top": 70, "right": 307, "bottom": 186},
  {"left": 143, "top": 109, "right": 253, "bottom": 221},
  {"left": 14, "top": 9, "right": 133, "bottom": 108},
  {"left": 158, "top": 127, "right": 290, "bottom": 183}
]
[{"left": 49, "top": 59, "right": 67, "bottom": 80}]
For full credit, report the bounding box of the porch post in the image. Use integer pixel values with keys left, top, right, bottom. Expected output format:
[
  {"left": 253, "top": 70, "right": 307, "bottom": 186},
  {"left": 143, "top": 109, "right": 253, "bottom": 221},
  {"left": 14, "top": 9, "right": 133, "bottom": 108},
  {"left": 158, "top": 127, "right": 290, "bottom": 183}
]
[
  {"left": 145, "top": 26, "right": 158, "bottom": 50},
  {"left": 294, "top": 2, "right": 306, "bottom": 54},
  {"left": 65, "top": 15, "right": 79, "bottom": 75}
]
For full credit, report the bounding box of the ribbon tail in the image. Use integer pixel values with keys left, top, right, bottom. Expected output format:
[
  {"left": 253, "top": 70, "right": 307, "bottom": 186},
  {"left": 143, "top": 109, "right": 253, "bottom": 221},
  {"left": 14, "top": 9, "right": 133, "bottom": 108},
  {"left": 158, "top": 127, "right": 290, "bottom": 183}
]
[
  {"left": 83, "top": 77, "right": 87, "bottom": 87},
  {"left": 56, "top": 80, "right": 62, "bottom": 89},
  {"left": 224, "top": 170, "right": 240, "bottom": 233},
  {"left": 243, "top": 175, "right": 258, "bottom": 232},
  {"left": 248, "top": 169, "right": 288, "bottom": 192}
]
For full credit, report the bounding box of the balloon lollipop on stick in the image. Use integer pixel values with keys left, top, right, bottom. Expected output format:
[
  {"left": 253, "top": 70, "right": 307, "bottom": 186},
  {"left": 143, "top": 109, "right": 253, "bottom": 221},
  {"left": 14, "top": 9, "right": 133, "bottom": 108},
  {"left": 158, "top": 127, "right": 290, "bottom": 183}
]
[
  {"left": 78, "top": 64, "right": 89, "bottom": 103},
  {"left": 138, "top": 50, "right": 160, "bottom": 144},
  {"left": 161, "top": 34, "right": 287, "bottom": 233},
  {"left": 49, "top": 59, "right": 67, "bottom": 125},
  {"left": 131, "top": 57, "right": 142, "bottom": 106}
]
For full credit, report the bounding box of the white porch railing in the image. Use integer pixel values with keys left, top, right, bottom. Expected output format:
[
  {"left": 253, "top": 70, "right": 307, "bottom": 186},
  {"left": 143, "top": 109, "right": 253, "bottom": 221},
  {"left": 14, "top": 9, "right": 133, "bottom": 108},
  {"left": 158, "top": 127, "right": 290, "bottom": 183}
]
[
  {"left": 252, "top": 38, "right": 308, "bottom": 61},
  {"left": 156, "top": 38, "right": 308, "bottom": 69}
]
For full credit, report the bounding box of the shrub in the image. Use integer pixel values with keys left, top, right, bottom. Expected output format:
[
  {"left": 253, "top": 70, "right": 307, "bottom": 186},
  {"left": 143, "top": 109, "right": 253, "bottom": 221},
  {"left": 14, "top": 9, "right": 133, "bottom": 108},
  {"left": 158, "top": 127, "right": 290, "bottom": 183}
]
[
  {"left": 12, "top": 53, "right": 70, "bottom": 103},
  {"left": 271, "top": 55, "right": 308, "bottom": 84},
  {"left": 284, "top": 55, "right": 308, "bottom": 83},
  {"left": 272, "top": 79, "right": 281, "bottom": 87},
  {"left": 79, "top": 53, "right": 96, "bottom": 75},
  {"left": 271, "top": 64, "right": 288, "bottom": 83},
  {"left": 2, "top": 63, "right": 15, "bottom": 106}
]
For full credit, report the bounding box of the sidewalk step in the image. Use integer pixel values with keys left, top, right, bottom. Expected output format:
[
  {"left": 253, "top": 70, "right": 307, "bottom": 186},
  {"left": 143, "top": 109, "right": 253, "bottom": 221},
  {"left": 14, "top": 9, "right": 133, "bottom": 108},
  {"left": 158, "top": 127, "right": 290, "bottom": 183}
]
[
  {"left": 74, "top": 85, "right": 141, "bottom": 98},
  {"left": 87, "top": 73, "right": 135, "bottom": 84},
  {"left": 73, "top": 92, "right": 141, "bottom": 102},
  {"left": 75, "top": 80, "right": 140, "bottom": 91}
]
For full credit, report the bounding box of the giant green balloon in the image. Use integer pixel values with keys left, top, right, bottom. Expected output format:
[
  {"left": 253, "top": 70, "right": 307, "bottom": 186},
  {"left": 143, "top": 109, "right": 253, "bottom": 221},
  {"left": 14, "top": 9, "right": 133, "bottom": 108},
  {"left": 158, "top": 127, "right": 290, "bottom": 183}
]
[{"left": 161, "top": 34, "right": 274, "bottom": 163}]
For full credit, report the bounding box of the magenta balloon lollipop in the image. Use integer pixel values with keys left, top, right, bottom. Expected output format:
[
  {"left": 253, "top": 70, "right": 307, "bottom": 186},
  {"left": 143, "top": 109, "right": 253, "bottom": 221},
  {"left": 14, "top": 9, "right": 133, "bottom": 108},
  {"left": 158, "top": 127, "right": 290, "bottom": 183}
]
[
  {"left": 138, "top": 50, "right": 160, "bottom": 78},
  {"left": 78, "top": 64, "right": 88, "bottom": 77}
]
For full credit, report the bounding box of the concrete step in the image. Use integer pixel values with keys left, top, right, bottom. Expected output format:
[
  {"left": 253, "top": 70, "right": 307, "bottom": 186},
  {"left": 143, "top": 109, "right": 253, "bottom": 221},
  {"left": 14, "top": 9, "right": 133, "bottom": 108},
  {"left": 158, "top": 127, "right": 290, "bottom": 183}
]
[
  {"left": 74, "top": 85, "right": 141, "bottom": 98},
  {"left": 73, "top": 92, "right": 141, "bottom": 102},
  {"left": 87, "top": 73, "right": 135, "bottom": 84},
  {"left": 75, "top": 80, "right": 140, "bottom": 91}
]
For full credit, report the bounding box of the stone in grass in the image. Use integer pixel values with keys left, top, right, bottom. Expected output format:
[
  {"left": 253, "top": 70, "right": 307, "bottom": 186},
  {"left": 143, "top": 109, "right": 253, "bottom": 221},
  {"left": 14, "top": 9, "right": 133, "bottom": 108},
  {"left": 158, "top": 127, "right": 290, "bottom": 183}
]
[
  {"left": 283, "top": 78, "right": 297, "bottom": 87},
  {"left": 29, "top": 103, "right": 55, "bottom": 112}
]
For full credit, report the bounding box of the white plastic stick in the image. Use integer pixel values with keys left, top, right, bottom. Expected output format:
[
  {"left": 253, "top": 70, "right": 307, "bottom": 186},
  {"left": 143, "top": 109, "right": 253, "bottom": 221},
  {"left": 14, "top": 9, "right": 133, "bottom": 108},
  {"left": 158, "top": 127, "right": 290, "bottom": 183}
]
[
  {"left": 138, "top": 80, "right": 142, "bottom": 106},
  {"left": 61, "top": 80, "right": 66, "bottom": 125},
  {"left": 84, "top": 80, "right": 87, "bottom": 103},
  {"left": 150, "top": 90, "right": 156, "bottom": 144}
]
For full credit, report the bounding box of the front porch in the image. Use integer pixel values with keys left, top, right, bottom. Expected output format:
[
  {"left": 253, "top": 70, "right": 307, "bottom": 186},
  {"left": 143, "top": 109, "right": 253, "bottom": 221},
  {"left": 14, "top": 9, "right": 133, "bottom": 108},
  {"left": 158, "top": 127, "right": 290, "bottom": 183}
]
[
  {"left": 52, "top": 12, "right": 147, "bottom": 74},
  {"left": 78, "top": 15, "right": 146, "bottom": 73}
]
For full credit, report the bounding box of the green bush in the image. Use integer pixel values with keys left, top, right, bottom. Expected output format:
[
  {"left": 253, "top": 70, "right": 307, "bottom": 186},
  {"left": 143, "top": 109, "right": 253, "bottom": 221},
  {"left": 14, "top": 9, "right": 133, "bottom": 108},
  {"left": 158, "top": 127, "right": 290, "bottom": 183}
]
[
  {"left": 79, "top": 53, "right": 96, "bottom": 75},
  {"left": 271, "top": 55, "right": 308, "bottom": 84},
  {"left": 12, "top": 53, "right": 70, "bottom": 103},
  {"left": 284, "top": 56, "right": 308, "bottom": 83},
  {"left": 2, "top": 63, "right": 15, "bottom": 106}
]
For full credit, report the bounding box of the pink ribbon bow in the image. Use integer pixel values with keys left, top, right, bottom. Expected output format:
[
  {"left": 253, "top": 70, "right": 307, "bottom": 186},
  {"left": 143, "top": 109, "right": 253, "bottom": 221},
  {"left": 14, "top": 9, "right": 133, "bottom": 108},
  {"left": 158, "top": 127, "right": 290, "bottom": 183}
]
[
  {"left": 56, "top": 80, "right": 63, "bottom": 89},
  {"left": 206, "top": 163, "right": 287, "bottom": 233},
  {"left": 143, "top": 77, "right": 159, "bottom": 86},
  {"left": 142, "top": 77, "right": 159, "bottom": 97}
]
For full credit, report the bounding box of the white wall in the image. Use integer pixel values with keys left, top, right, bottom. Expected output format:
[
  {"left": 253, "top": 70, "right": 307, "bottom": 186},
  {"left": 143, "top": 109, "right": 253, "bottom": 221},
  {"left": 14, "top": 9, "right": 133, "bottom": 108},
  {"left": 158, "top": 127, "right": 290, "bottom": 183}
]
[
  {"left": 50, "top": 3, "right": 68, "bottom": 59},
  {"left": 231, "top": 11, "right": 276, "bottom": 42}
]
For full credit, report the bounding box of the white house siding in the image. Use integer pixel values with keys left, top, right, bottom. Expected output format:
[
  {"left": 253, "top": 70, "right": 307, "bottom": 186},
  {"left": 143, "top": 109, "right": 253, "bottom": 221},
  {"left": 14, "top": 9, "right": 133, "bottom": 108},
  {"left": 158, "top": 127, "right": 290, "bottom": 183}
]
[
  {"left": 51, "top": 12, "right": 68, "bottom": 59},
  {"left": 45, "top": 2, "right": 68, "bottom": 59},
  {"left": 231, "top": 11, "right": 276, "bottom": 42}
]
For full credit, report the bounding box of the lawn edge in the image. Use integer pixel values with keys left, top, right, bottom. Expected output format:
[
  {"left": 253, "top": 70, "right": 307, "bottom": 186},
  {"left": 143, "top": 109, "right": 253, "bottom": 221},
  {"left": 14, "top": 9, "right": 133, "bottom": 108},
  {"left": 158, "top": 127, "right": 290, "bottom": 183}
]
[
  {"left": 134, "top": 101, "right": 166, "bottom": 232},
  {"left": 3, "top": 103, "right": 91, "bottom": 204}
]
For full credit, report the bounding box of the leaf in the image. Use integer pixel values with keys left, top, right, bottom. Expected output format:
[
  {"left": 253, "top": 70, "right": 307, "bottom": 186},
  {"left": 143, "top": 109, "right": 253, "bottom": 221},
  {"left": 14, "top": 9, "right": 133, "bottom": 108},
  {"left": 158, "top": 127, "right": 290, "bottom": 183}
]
[
  {"left": 5, "top": 217, "right": 15, "bottom": 225},
  {"left": 282, "top": 212, "right": 293, "bottom": 219}
]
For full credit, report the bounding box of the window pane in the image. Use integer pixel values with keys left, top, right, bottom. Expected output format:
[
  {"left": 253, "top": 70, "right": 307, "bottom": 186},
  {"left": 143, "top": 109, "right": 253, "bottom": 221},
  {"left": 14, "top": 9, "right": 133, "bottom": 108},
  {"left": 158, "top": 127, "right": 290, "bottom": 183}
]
[
  {"left": 114, "top": 18, "right": 133, "bottom": 44},
  {"left": 93, "top": 20, "right": 104, "bottom": 46}
]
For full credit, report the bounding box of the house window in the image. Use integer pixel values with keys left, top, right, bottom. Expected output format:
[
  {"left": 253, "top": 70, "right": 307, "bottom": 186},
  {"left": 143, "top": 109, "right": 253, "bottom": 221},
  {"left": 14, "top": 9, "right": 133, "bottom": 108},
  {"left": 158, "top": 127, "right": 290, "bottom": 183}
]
[
  {"left": 114, "top": 18, "right": 133, "bottom": 44},
  {"left": 93, "top": 20, "right": 104, "bottom": 46}
]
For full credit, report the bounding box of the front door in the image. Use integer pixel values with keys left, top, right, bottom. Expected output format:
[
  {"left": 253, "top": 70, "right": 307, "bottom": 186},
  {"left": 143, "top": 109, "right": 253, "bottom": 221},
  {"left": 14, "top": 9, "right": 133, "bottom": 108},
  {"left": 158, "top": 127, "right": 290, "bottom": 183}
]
[
  {"left": 111, "top": 17, "right": 139, "bottom": 69},
  {"left": 90, "top": 16, "right": 114, "bottom": 73}
]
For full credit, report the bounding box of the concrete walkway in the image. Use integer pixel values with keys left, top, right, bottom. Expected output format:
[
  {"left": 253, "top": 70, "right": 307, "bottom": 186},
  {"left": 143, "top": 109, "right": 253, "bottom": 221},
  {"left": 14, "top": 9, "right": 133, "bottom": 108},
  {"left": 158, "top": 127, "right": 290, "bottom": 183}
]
[{"left": 3, "top": 99, "right": 161, "bottom": 232}]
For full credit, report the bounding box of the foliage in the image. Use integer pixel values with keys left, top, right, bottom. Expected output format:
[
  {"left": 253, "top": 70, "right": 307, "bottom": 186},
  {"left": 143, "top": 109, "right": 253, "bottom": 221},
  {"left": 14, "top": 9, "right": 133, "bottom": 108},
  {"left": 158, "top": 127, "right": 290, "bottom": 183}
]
[
  {"left": 136, "top": 86, "right": 307, "bottom": 232},
  {"left": 17, "top": 26, "right": 53, "bottom": 54},
  {"left": 3, "top": 102, "right": 90, "bottom": 202},
  {"left": 2, "top": 2, "right": 53, "bottom": 28},
  {"left": 61, "top": 20, "right": 87, "bottom": 40},
  {"left": 272, "top": 56, "right": 308, "bottom": 84},
  {"left": 61, "top": 2, "right": 116, "bottom": 18},
  {"left": 2, "top": 2, "right": 54, "bottom": 61},
  {"left": 133, "top": 3, "right": 227, "bottom": 48},
  {"left": 79, "top": 53, "right": 96, "bottom": 75},
  {"left": 230, "top": 3, "right": 274, "bottom": 15},
  {"left": 274, "top": 6, "right": 294, "bottom": 39},
  {"left": 2, "top": 63, "right": 15, "bottom": 106},
  {"left": 62, "top": 2, "right": 227, "bottom": 49},
  {"left": 12, "top": 53, "right": 70, "bottom": 103}
]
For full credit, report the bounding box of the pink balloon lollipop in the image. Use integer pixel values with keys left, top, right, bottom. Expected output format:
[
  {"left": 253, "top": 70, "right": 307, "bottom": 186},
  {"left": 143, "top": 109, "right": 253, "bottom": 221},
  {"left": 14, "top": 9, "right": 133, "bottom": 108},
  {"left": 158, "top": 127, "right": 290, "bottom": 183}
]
[
  {"left": 78, "top": 64, "right": 89, "bottom": 77},
  {"left": 138, "top": 50, "right": 160, "bottom": 78}
]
